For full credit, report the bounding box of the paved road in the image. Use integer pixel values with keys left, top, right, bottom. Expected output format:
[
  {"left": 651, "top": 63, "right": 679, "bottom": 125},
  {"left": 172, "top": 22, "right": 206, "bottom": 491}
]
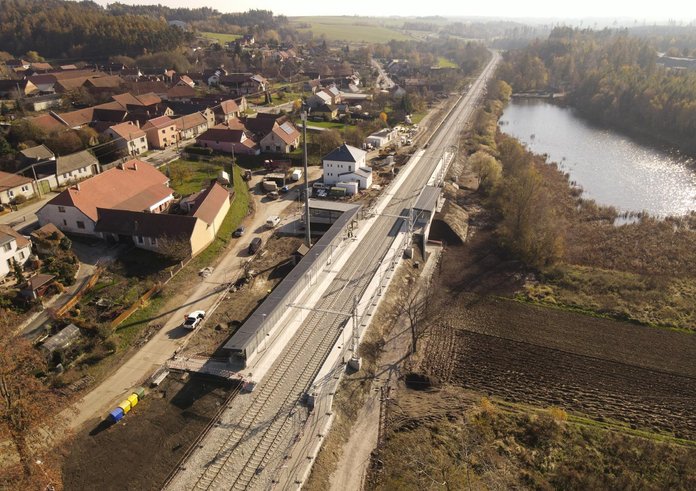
[
  {"left": 167, "top": 52, "right": 500, "bottom": 491},
  {"left": 372, "top": 58, "right": 395, "bottom": 89}
]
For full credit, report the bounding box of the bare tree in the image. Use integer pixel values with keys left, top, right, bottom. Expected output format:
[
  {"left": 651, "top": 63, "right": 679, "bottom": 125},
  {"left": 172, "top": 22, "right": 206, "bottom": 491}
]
[
  {"left": 398, "top": 278, "right": 440, "bottom": 354},
  {"left": 155, "top": 235, "right": 191, "bottom": 262}
]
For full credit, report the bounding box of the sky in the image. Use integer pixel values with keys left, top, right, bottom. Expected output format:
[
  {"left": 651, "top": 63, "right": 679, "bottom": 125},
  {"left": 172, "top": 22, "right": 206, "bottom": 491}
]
[{"left": 98, "top": 0, "right": 696, "bottom": 23}]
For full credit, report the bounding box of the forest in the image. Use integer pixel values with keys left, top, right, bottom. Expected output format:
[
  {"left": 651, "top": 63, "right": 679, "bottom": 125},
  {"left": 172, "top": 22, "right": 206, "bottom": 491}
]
[
  {"left": 497, "top": 27, "right": 696, "bottom": 152},
  {"left": 0, "top": 0, "right": 192, "bottom": 59}
]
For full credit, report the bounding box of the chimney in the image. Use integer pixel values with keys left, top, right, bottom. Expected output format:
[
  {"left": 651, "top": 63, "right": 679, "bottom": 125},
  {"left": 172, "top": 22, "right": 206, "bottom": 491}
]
[
  {"left": 132, "top": 162, "right": 138, "bottom": 171},
  {"left": 75, "top": 183, "right": 80, "bottom": 191}
]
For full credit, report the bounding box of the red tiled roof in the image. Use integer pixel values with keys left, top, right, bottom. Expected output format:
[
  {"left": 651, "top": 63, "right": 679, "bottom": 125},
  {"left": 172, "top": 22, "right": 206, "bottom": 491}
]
[
  {"left": 0, "top": 224, "right": 30, "bottom": 249},
  {"left": 107, "top": 122, "right": 146, "bottom": 140},
  {"left": 190, "top": 182, "right": 229, "bottom": 225},
  {"left": 58, "top": 107, "right": 95, "bottom": 128},
  {"left": 142, "top": 115, "right": 175, "bottom": 130},
  {"left": 28, "top": 113, "right": 67, "bottom": 133},
  {"left": 271, "top": 121, "right": 300, "bottom": 145},
  {"left": 41, "top": 160, "right": 171, "bottom": 221},
  {"left": 94, "top": 208, "right": 198, "bottom": 239},
  {"left": 218, "top": 99, "right": 239, "bottom": 115},
  {"left": 0, "top": 170, "right": 33, "bottom": 192},
  {"left": 167, "top": 85, "right": 195, "bottom": 99},
  {"left": 175, "top": 112, "right": 207, "bottom": 131}
]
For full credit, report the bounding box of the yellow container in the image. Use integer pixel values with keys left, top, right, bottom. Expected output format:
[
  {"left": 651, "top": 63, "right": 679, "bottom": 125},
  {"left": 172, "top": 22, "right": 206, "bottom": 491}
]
[
  {"left": 118, "top": 400, "right": 131, "bottom": 414},
  {"left": 127, "top": 394, "right": 139, "bottom": 408}
]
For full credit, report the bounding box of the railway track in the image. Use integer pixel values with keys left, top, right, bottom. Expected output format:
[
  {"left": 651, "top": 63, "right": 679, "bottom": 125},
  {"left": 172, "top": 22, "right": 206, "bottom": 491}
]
[{"left": 167, "top": 53, "right": 500, "bottom": 491}]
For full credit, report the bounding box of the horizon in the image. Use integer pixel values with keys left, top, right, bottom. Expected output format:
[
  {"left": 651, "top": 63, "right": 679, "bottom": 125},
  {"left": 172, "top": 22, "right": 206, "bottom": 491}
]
[{"left": 95, "top": 1, "right": 696, "bottom": 24}]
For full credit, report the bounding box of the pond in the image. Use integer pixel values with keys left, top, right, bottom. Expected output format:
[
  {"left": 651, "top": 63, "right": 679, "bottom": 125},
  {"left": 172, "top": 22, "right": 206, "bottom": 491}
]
[{"left": 500, "top": 99, "right": 696, "bottom": 217}]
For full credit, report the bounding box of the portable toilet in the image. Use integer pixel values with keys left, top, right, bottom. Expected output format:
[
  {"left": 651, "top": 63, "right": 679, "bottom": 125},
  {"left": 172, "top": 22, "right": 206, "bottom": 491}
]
[
  {"left": 109, "top": 407, "right": 124, "bottom": 423},
  {"left": 118, "top": 400, "right": 131, "bottom": 414},
  {"left": 127, "top": 394, "right": 139, "bottom": 408}
]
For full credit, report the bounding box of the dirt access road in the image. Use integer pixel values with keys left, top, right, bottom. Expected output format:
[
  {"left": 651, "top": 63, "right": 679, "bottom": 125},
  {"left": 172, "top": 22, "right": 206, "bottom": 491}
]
[{"left": 61, "top": 171, "right": 317, "bottom": 432}]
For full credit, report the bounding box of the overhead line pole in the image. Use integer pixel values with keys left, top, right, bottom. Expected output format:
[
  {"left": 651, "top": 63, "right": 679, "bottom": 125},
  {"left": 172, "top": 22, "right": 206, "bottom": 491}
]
[{"left": 301, "top": 107, "right": 312, "bottom": 247}]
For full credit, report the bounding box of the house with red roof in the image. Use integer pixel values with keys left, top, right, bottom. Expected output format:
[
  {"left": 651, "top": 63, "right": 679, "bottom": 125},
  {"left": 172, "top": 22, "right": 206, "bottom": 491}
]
[
  {"left": 36, "top": 160, "right": 172, "bottom": 236},
  {"left": 142, "top": 116, "right": 178, "bottom": 149},
  {"left": 103, "top": 122, "right": 148, "bottom": 156},
  {"left": 0, "top": 225, "right": 32, "bottom": 279},
  {"left": 94, "top": 182, "right": 230, "bottom": 257},
  {"left": 195, "top": 124, "right": 260, "bottom": 155},
  {"left": 0, "top": 171, "right": 36, "bottom": 205}
]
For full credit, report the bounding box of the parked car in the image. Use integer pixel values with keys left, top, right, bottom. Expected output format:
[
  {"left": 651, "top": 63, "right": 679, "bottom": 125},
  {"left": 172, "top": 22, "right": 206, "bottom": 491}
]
[
  {"left": 280, "top": 185, "right": 290, "bottom": 193},
  {"left": 266, "top": 215, "right": 281, "bottom": 228},
  {"left": 233, "top": 226, "right": 246, "bottom": 237},
  {"left": 267, "top": 190, "right": 280, "bottom": 200},
  {"left": 248, "top": 237, "right": 262, "bottom": 254},
  {"left": 182, "top": 310, "right": 205, "bottom": 330}
]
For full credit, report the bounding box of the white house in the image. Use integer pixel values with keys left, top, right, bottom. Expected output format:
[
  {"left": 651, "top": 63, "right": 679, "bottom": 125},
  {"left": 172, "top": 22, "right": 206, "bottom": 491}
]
[
  {"left": 0, "top": 225, "right": 32, "bottom": 280},
  {"left": 365, "top": 128, "right": 399, "bottom": 149},
  {"left": 0, "top": 171, "right": 36, "bottom": 205},
  {"left": 103, "top": 122, "right": 148, "bottom": 157},
  {"left": 37, "top": 160, "right": 173, "bottom": 237},
  {"left": 55, "top": 150, "right": 100, "bottom": 187},
  {"left": 322, "top": 143, "right": 372, "bottom": 190}
]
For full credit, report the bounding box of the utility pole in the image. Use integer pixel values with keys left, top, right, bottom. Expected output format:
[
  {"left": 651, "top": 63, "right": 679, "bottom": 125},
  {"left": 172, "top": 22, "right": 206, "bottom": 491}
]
[{"left": 301, "top": 107, "right": 312, "bottom": 247}]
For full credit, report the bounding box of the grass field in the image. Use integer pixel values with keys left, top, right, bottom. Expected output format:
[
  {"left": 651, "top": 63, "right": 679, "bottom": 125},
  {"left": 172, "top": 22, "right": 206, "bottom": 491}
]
[
  {"left": 290, "top": 16, "right": 410, "bottom": 43},
  {"left": 437, "top": 56, "right": 458, "bottom": 68},
  {"left": 201, "top": 31, "right": 241, "bottom": 44}
]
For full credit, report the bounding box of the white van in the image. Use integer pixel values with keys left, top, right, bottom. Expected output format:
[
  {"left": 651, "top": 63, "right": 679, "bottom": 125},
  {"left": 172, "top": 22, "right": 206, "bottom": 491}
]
[{"left": 266, "top": 215, "right": 281, "bottom": 228}]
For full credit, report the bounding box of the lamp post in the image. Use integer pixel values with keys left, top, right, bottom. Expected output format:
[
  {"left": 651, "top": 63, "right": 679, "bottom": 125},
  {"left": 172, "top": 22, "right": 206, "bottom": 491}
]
[{"left": 301, "top": 106, "right": 312, "bottom": 247}]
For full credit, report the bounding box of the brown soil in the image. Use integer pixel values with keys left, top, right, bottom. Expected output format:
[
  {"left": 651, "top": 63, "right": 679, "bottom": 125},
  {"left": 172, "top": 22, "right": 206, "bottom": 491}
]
[
  {"left": 183, "top": 235, "right": 304, "bottom": 357},
  {"left": 62, "top": 373, "right": 237, "bottom": 491},
  {"left": 424, "top": 213, "right": 696, "bottom": 441}
]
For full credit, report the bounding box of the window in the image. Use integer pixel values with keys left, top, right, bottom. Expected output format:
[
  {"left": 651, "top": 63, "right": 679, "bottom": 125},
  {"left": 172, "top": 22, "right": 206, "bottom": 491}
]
[
  {"left": 63, "top": 173, "right": 68, "bottom": 179},
  {"left": 2, "top": 243, "right": 11, "bottom": 252},
  {"left": 150, "top": 237, "right": 157, "bottom": 246},
  {"left": 58, "top": 206, "right": 65, "bottom": 213},
  {"left": 161, "top": 129, "right": 166, "bottom": 134},
  {"left": 140, "top": 137, "right": 145, "bottom": 143},
  {"left": 137, "top": 236, "right": 144, "bottom": 244},
  {"left": 21, "top": 185, "right": 29, "bottom": 192},
  {"left": 76, "top": 221, "right": 85, "bottom": 229},
  {"left": 62, "top": 219, "right": 67, "bottom": 226},
  {"left": 19, "top": 251, "right": 25, "bottom": 259},
  {"left": 8, "top": 190, "right": 13, "bottom": 197}
]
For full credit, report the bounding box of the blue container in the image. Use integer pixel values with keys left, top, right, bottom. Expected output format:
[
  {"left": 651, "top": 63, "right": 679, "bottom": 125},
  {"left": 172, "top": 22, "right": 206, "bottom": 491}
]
[{"left": 109, "top": 407, "right": 124, "bottom": 423}]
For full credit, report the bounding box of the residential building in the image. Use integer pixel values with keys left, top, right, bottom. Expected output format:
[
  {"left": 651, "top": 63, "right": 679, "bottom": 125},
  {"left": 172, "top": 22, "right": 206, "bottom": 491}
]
[
  {"left": 142, "top": 116, "right": 179, "bottom": 149},
  {"left": 103, "top": 122, "right": 148, "bottom": 156},
  {"left": 260, "top": 121, "right": 300, "bottom": 154},
  {"left": 365, "top": 128, "right": 399, "bottom": 148},
  {"left": 0, "top": 171, "right": 35, "bottom": 205},
  {"left": 166, "top": 84, "right": 196, "bottom": 101},
  {"left": 196, "top": 125, "right": 259, "bottom": 155},
  {"left": 21, "top": 150, "right": 99, "bottom": 193},
  {"left": 0, "top": 225, "right": 32, "bottom": 279},
  {"left": 322, "top": 143, "right": 372, "bottom": 190},
  {"left": 37, "top": 160, "right": 173, "bottom": 236},
  {"left": 214, "top": 99, "right": 241, "bottom": 124},
  {"left": 175, "top": 112, "right": 209, "bottom": 140},
  {"left": 55, "top": 150, "right": 100, "bottom": 187},
  {"left": 95, "top": 182, "right": 230, "bottom": 257}
]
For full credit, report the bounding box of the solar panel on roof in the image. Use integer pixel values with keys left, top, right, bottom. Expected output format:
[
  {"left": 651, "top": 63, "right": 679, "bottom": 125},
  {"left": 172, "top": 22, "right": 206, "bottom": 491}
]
[{"left": 280, "top": 122, "right": 294, "bottom": 134}]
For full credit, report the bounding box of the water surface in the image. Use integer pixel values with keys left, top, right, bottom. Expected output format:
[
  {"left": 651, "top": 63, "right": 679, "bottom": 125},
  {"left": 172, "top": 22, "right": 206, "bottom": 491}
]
[{"left": 500, "top": 99, "right": 696, "bottom": 216}]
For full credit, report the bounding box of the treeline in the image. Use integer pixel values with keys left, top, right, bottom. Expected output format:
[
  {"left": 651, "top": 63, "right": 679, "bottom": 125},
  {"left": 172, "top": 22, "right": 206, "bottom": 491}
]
[
  {"left": 105, "top": 3, "right": 218, "bottom": 22},
  {"left": 0, "top": 0, "right": 192, "bottom": 59},
  {"left": 373, "top": 38, "right": 490, "bottom": 74},
  {"left": 498, "top": 27, "right": 696, "bottom": 152}
]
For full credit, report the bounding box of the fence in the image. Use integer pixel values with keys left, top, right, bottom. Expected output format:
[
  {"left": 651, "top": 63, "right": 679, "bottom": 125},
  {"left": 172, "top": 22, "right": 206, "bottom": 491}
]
[
  {"left": 110, "top": 282, "right": 161, "bottom": 329},
  {"left": 53, "top": 267, "right": 103, "bottom": 318}
]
